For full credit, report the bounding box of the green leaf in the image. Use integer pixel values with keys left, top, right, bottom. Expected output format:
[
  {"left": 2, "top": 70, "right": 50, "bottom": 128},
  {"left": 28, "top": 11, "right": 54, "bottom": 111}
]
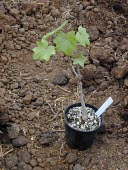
[
  {"left": 41, "top": 39, "right": 48, "bottom": 47},
  {"left": 72, "top": 54, "right": 87, "bottom": 68},
  {"left": 32, "top": 41, "right": 55, "bottom": 61},
  {"left": 76, "top": 26, "right": 90, "bottom": 47},
  {"left": 53, "top": 31, "right": 77, "bottom": 56}
]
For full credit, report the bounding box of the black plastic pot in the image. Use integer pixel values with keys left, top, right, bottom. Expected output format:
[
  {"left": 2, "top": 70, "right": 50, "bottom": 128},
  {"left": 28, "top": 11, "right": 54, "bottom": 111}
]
[{"left": 64, "top": 103, "right": 103, "bottom": 150}]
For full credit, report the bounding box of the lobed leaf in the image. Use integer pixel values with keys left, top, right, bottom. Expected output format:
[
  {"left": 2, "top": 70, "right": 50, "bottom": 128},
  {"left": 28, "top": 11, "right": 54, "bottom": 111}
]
[
  {"left": 76, "top": 26, "right": 90, "bottom": 47},
  {"left": 32, "top": 41, "right": 55, "bottom": 61},
  {"left": 53, "top": 31, "right": 77, "bottom": 56},
  {"left": 72, "top": 54, "right": 87, "bottom": 68}
]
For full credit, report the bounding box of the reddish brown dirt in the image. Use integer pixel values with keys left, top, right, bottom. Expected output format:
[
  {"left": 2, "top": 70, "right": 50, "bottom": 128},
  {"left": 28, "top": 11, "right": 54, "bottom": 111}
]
[{"left": 0, "top": 0, "right": 128, "bottom": 170}]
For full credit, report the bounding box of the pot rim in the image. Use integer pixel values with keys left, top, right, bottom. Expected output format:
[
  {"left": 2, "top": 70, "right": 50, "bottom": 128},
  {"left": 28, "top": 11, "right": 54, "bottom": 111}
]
[{"left": 64, "top": 102, "right": 103, "bottom": 133}]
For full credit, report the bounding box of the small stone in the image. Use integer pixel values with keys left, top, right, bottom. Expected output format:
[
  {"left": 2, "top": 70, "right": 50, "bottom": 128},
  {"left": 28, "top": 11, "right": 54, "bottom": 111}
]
[
  {"left": 0, "top": 82, "right": 4, "bottom": 88},
  {"left": 27, "top": 111, "right": 37, "bottom": 120},
  {"left": 18, "top": 151, "right": 31, "bottom": 163},
  {"left": 35, "top": 97, "right": 44, "bottom": 106},
  {"left": 93, "top": 8, "right": 100, "bottom": 12},
  {"left": 17, "top": 161, "right": 32, "bottom": 170},
  {"left": 51, "top": 8, "right": 60, "bottom": 17},
  {"left": 11, "top": 82, "right": 19, "bottom": 89},
  {"left": 1, "top": 56, "right": 8, "bottom": 64},
  {"left": 35, "top": 61, "right": 41, "bottom": 67},
  {"left": 124, "top": 78, "right": 128, "bottom": 87},
  {"left": 50, "top": 160, "right": 57, "bottom": 166},
  {"left": 0, "top": 34, "right": 5, "bottom": 44},
  {"left": 122, "top": 127, "right": 128, "bottom": 134},
  {"left": 7, "top": 123, "right": 20, "bottom": 139},
  {"left": 82, "top": 156, "right": 92, "bottom": 166},
  {"left": 39, "top": 131, "right": 58, "bottom": 146},
  {"left": 22, "top": 94, "right": 33, "bottom": 104},
  {"left": 86, "top": 6, "right": 94, "bottom": 10},
  {"left": 74, "top": 164, "right": 84, "bottom": 170},
  {"left": 1, "top": 77, "right": 9, "bottom": 84},
  {"left": 10, "top": 8, "right": 19, "bottom": 15},
  {"left": 78, "top": 4, "right": 84, "bottom": 11},
  {"left": 87, "top": 26, "right": 99, "bottom": 41},
  {"left": 90, "top": 46, "right": 114, "bottom": 63},
  {"left": 53, "top": 74, "right": 69, "bottom": 86},
  {"left": 81, "top": 64, "right": 96, "bottom": 80},
  {"left": 5, "top": 41, "right": 15, "bottom": 50},
  {"left": 45, "top": 67, "right": 53, "bottom": 73},
  {"left": 33, "top": 75, "right": 42, "bottom": 83},
  {"left": 123, "top": 147, "right": 128, "bottom": 155},
  {"left": 60, "top": 151, "right": 68, "bottom": 157},
  {"left": 112, "top": 65, "right": 128, "bottom": 79},
  {"left": 30, "top": 31, "right": 36, "bottom": 35},
  {"left": 30, "top": 159, "right": 38, "bottom": 167},
  {"left": 0, "top": 88, "right": 5, "bottom": 97},
  {"left": 66, "top": 152, "right": 78, "bottom": 164},
  {"left": 19, "top": 28, "right": 25, "bottom": 33},
  {"left": 33, "top": 167, "right": 42, "bottom": 170},
  {"left": 12, "top": 136, "right": 29, "bottom": 147},
  {"left": 5, "top": 155, "right": 18, "bottom": 169},
  {"left": 15, "top": 45, "right": 21, "bottom": 50}
]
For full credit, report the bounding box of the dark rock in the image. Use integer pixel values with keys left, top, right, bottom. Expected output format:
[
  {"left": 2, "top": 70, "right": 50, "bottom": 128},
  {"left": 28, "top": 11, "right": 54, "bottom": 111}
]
[
  {"left": 81, "top": 64, "right": 96, "bottom": 80},
  {"left": 5, "top": 155, "right": 18, "bottom": 169},
  {"left": 53, "top": 74, "right": 69, "bottom": 86},
  {"left": 87, "top": 26, "right": 100, "bottom": 41},
  {"left": 18, "top": 151, "right": 31, "bottom": 163},
  {"left": 39, "top": 131, "right": 58, "bottom": 146},
  {"left": 66, "top": 152, "right": 78, "bottom": 164},
  {"left": 12, "top": 136, "right": 29, "bottom": 147},
  {"left": 94, "top": 66, "right": 109, "bottom": 79},
  {"left": 17, "top": 161, "right": 32, "bottom": 170},
  {"left": 7, "top": 123, "right": 20, "bottom": 139}
]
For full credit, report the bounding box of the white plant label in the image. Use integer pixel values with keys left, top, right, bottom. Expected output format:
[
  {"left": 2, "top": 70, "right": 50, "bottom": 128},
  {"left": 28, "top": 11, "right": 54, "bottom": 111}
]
[{"left": 95, "top": 97, "right": 113, "bottom": 117}]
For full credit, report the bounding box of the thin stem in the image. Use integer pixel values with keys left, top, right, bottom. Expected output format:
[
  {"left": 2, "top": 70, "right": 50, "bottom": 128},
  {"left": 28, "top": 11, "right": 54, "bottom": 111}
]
[
  {"left": 76, "top": 65, "right": 87, "bottom": 120},
  {"left": 69, "top": 59, "right": 87, "bottom": 120},
  {"left": 42, "top": 20, "right": 68, "bottom": 40}
]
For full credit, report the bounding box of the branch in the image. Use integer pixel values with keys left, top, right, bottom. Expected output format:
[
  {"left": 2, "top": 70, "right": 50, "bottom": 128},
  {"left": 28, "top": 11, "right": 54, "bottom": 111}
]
[
  {"left": 69, "top": 59, "right": 87, "bottom": 120},
  {"left": 76, "top": 65, "right": 87, "bottom": 120}
]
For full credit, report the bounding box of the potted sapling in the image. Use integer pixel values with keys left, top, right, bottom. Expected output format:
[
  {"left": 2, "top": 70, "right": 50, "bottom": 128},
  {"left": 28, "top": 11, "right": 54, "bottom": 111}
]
[{"left": 32, "top": 21, "right": 113, "bottom": 150}]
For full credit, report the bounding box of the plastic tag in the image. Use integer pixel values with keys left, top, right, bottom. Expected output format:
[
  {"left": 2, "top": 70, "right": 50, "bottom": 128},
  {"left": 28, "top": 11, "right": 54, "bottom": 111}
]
[{"left": 95, "top": 97, "right": 113, "bottom": 117}]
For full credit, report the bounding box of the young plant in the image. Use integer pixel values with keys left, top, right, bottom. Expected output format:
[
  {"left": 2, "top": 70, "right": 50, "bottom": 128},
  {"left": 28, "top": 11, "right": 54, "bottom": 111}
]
[{"left": 32, "top": 20, "right": 90, "bottom": 121}]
